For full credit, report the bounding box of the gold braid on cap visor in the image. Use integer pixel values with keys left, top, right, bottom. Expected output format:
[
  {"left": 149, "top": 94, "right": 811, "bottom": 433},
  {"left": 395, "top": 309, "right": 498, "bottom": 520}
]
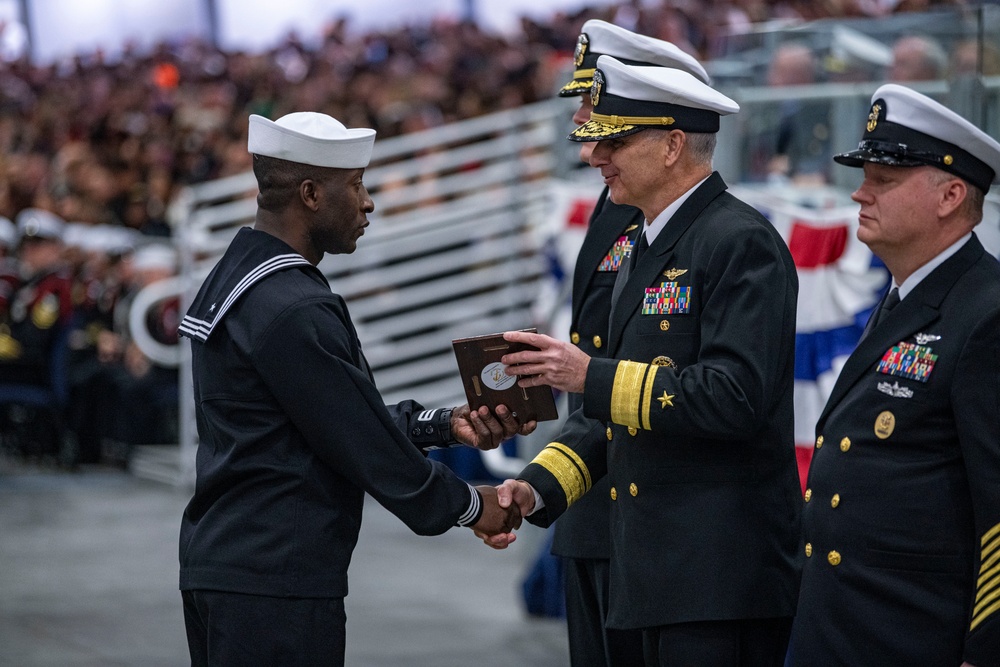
[
  {"left": 572, "top": 113, "right": 677, "bottom": 139},
  {"left": 590, "top": 112, "right": 676, "bottom": 127}
]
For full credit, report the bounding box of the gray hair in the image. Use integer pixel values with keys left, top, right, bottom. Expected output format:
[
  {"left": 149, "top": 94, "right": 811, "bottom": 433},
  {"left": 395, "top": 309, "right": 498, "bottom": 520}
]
[{"left": 684, "top": 132, "right": 717, "bottom": 167}]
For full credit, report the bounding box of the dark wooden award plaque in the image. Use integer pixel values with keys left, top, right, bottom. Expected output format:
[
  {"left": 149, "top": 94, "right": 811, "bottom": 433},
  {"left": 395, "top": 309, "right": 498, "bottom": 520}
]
[{"left": 451, "top": 328, "right": 559, "bottom": 423}]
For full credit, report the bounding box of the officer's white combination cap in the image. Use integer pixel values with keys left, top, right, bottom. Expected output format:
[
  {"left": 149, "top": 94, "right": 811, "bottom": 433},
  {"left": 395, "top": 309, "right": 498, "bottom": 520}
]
[
  {"left": 15, "top": 208, "right": 65, "bottom": 241},
  {"left": 560, "top": 19, "right": 710, "bottom": 96},
  {"left": 248, "top": 112, "right": 376, "bottom": 169},
  {"left": 570, "top": 56, "right": 738, "bottom": 142},
  {"left": 834, "top": 84, "right": 1000, "bottom": 193}
]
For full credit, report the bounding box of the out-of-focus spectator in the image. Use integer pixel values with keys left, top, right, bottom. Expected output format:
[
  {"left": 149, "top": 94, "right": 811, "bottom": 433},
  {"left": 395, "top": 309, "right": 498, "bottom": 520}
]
[
  {"left": 107, "top": 241, "right": 179, "bottom": 453},
  {"left": 889, "top": 34, "right": 947, "bottom": 81},
  {"left": 824, "top": 25, "right": 893, "bottom": 82},
  {"left": 766, "top": 42, "right": 832, "bottom": 183},
  {"left": 950, "top": 37, "right": 1000, "bottom": 78},
  {"left": 0, "top": 208, "right": 74, "bottom": 460}
]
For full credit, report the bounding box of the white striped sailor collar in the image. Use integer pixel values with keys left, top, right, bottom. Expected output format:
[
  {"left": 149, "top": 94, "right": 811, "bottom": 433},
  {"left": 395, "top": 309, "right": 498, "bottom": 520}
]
[{"left": 179, "top": 227, "right": 317, "bottom": 342}]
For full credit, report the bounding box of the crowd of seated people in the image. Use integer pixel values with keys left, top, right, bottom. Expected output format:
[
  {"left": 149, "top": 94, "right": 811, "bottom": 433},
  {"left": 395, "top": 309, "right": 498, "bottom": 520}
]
[{"left": 0, "top": 0, "right": 978, "bottom": 467}]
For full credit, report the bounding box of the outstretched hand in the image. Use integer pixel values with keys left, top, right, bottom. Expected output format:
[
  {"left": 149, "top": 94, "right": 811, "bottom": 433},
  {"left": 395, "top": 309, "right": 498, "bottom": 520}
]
[
  {"left": 451, "top": 404, "right": 537, "bottom": 451},
  {"left": 473, "top": 479, "right": 537, "bottom": 550},
  {"left": 470, "top": 485, "right": 521, "bottom": 548}
]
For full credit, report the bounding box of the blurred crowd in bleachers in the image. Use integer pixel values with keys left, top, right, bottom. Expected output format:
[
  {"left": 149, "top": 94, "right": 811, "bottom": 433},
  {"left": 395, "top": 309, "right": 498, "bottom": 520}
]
[{"left": 0, "top": 0, "right": 991, "bottom": 466}]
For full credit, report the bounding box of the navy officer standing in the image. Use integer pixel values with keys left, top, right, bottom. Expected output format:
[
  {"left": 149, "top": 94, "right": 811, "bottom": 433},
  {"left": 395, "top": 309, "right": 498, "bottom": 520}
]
[
  {"left": 787, "top": 85, "right": 1000, "bottom": 666},
  {"left": 486, "top": 57, "right": 803, "bottom": 665},
  {"left": 177, "top": 112, "right": 532, "bottom": 666},
  {"left": 553, "top": 19, "right": 711, "bottom": 667}
]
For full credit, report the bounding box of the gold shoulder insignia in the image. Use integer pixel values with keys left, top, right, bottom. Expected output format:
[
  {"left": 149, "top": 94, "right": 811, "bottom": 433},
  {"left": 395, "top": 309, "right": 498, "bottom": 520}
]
[{"left": 663, "top": 268, "right": 688, "bottom": 280}]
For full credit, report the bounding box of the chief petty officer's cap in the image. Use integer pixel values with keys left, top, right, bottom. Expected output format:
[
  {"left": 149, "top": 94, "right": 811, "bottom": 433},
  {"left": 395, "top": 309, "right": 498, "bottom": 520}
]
[
  {"left": 569, "top": 56, "right": 739, "bottom": 142},
  {"left": 560, "top": 19, "right": 710, "bottom": 97},
  {"left": 834, "top": 83, "right": 1000, "bottom": 193},
  {"left": 15, "top": 208, "right": 65, "bottom": 242},
  {"left": 248, "top": 112, "right": 376, "bottom": 169}
]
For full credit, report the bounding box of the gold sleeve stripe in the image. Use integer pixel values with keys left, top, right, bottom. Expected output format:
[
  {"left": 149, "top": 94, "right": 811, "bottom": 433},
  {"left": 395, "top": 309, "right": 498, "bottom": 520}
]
[
  {"left": 640, "top": 364, "right": 659, "bottom": 431},
  {"left": 982, "top": 522, "right": 1000, "bottom": 547},
  {"left": 978, "top": 561, "right": 1000, "bottom": 589},
  {"left": 976, "top": 571, "right": 1000, "bottom": 604},
  {"left": 974, "top": 584, "right": 1000, "bottom": 616},
  {"left": 970, "top": 598, "right": 1000, "bottom": 631},
  {"left": 983, "top": 533, "right": 1000, "bottom": 561},
  {"left": 611, "top": 360, "right": 648, "bottom": 429},
  {"left": 532, "top": 442, "right": 592, "bottom": 508},
  {"left": 982, "top": 542, "right": 1000, "bottom": 573}
]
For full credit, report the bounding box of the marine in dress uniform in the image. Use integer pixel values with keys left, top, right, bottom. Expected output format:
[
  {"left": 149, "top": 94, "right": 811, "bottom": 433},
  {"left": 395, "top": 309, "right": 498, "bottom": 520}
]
[
  {"left": 0, "top": 210, "right": 74, "bottom": 459},
  {"left": 494, "top": 57, "right": 803, "bottom": 665},
  {"left": 554, "top": 20, "right": 711, "bottom": 667},
  {"left": 177, "top": 112, "right": 526, "bottom": 666},
  {"left": 787, "top": 85, "right": 1000, "bottom": 666}
]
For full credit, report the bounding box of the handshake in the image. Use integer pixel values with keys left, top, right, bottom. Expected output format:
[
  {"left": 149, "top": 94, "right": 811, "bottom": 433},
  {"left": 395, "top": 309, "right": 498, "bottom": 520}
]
[{"left": 469, "top": 480, "right": 536, "bottom": 549}]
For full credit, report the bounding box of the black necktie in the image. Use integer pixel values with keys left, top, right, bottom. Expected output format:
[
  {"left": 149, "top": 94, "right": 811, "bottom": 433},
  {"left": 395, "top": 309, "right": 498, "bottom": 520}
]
[
  {"left": 880, "top": 287, "right": 901, "bottom": 321},
  {"left": 631, "top": 232, "right": 649, "bottom": 268},
  {"left": 861, "top": 287, "right": 900, "bottom": 342}
]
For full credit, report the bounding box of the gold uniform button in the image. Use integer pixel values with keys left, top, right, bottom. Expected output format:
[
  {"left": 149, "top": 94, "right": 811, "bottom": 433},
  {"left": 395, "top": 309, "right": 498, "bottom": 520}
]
[
  {"left": 840, "top": 437, "right": 851, "bottom": 452},
  {"left": 828, "top": 550, "right": 841, "bottom": 566},
  {"left": 593, "top": 335, "right": 602, "bottom": 348},
  {"left": 804, "top": 488, "right": 812, "bottom": 502},
  {"left": 571, "top": 332, "right": 580, "bottom": 344},
  {"left": 805, "top": 543, "right": 812, "bottom": 557},
  {"left": 629, "top": 483, "right": 638, "bottom": 497},
  {"left": 815, "top": 435, "right": 824, "bottom": 449},
  {"left": 628, "top": 426, "right": 637, "bottom": 436},
  {"left": 610, "top": 487, "right": 617, "bottom": 501},
  {"left": 606, "top": 427, "right": 613, "bottom": 441},
  {"left": 831, "top": 493, "right": 841, "bottom": 508},
  {"left": 659, "top": 320, "right": 670, "bottom": 331}
]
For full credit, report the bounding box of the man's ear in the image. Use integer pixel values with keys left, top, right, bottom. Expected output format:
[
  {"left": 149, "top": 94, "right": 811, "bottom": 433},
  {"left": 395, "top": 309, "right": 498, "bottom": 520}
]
[
  {"left": 937, "top": 177, "right": 967, "bottom": 219},
  {"left": 662, "top": 130, "right": 686, "bottom": 168},
  {"left": 299, "top": 179, "right": 320, "bottom": 212}
]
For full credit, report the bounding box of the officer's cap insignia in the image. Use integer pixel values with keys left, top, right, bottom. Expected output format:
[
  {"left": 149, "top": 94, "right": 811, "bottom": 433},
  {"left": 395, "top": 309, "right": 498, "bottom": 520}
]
[
  {"left": 915, "top": 333, "right": 941, "bottom": 345},
  {"left": 877, "top": 381, "right": 913, "bottom": 399},
  {"left": 651, "top": 355, "right": 676, "bottom": 368},
  {"left": 663, "top": 268, "right": 688, "bottom": 280},
  {"left": 591, "top": 69, "right": 604, "bottom": 107},
  {"left": 574, "top": 33, "right": 589, "bottom": 67}
]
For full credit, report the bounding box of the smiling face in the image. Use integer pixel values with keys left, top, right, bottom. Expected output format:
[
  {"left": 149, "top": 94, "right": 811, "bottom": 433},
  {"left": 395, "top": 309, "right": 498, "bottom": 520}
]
[
  {"left": 588, "top": 130, "right": 667, "bottom": 216},
  {"left": 314, "top": 167, "right": 375, "bottom": 255}
]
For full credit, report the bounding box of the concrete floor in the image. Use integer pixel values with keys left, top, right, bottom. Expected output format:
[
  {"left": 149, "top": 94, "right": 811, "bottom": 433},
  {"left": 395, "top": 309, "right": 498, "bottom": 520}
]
[{"left": 0, "top": 457, "right": 570, "bottom": 666}]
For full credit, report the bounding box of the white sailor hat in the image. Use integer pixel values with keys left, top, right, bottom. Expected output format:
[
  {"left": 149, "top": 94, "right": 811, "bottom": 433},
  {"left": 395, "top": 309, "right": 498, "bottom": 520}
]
[
  {"left": 0, "top": 216, "right": 15, "bottom": 248},
  {"left": 570, "top": 56, "right": 739, "bottom": 142},
  {"left": 15, "top": 208, "right": 65, "bottom": 242},
  {"left": 247, "top": 112, "right": 376, "bottom": 169},
  {"left": 560, "top": 20, "right": 710, "bottom": 97},
  {"left": 132, "top": 242, "right": 177, "bottom": 272},
  {"left": 834, "top": 84, "right": 1000, "bottom": 193}
]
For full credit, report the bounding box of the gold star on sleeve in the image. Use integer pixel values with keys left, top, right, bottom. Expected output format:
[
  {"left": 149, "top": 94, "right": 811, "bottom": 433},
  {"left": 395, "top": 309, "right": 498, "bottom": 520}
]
[{"left": 657, "top": 391, "right": 675, "bottom": 408}]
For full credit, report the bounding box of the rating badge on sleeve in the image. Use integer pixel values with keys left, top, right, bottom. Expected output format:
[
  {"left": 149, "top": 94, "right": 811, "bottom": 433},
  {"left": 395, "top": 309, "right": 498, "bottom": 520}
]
[{"left": 642, "top": 282, "right": 691, "bottom": 315}]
